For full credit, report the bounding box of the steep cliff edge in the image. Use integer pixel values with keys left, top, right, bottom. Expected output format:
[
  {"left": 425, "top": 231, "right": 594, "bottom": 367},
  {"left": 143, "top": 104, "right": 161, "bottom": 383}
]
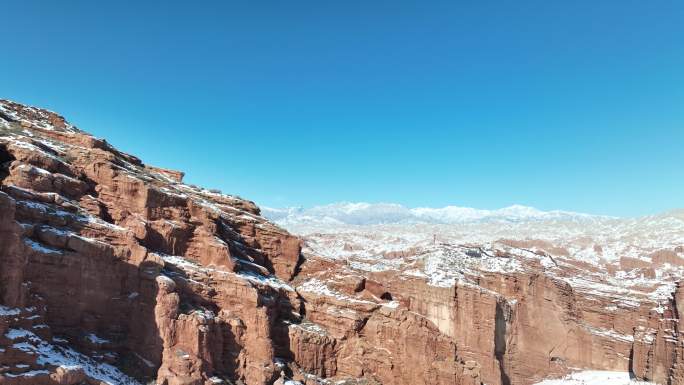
[
  {"left": 0, "top": 99, "right": 305, "bottom": 385},
  {"left": 0, "top": 99, "right": 682, "bottom": 385}
]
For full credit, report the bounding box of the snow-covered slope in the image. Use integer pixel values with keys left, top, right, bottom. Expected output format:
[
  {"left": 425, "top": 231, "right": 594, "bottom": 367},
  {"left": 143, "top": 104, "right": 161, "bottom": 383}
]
[
  {"left": 534, "top": 371, "right": 655, "bottom": 385},
  {"left": 266, "top": 202, "right": 684, "bottom": 315},
  {"left": 271, "top": 203, "right": 684, "bottom": 384},
  {"left": 264, "top": 203, "right": 684, "bottom": 267},
  {"left": 262, "top": 202, "right": 605, "bottom": 226}
]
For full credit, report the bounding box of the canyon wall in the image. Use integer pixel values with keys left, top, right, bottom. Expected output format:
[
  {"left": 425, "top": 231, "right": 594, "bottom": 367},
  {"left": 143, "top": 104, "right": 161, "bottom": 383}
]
[{"left": 1, "top": 99, "right": 683, "bottom": 385}]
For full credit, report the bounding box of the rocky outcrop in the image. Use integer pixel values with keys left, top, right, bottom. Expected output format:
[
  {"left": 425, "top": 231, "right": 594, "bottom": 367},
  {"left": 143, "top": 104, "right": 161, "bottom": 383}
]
[
  {"left": 281, "top": 224, "right": 684, "bottom": 385},
  {"left": 1, "top": 99, "right": 683, "bottom": 385},
  {"left": 0, "top": 100, "right": 304, "bottom": 385}
]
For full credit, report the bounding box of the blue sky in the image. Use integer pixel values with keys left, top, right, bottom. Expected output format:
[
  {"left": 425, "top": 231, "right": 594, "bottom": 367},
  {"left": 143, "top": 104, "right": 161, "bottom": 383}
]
[{"left": 2, "top": 1, "right": 682, "bottom": 216}]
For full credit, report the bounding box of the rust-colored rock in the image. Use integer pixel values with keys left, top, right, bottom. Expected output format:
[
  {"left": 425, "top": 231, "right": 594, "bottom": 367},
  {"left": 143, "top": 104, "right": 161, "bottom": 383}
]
[{"left": 1, "top": 99, "right": 683, "bottom": 385}]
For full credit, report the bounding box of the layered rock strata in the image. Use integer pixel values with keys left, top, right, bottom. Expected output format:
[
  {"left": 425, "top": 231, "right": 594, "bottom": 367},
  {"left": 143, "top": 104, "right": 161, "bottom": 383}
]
[{"left": 0, "top": 99, "right": 683, "bottom": 385}]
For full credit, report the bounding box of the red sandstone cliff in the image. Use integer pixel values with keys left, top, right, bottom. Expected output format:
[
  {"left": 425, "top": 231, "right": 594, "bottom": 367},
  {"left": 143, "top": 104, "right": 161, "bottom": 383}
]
[{"left": 0, "top": 99, "right": 682, "bottom": 385}]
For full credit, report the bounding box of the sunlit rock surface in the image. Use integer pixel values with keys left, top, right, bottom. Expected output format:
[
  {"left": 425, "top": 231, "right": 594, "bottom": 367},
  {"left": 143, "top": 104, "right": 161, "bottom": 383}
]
[{"left": 1, "top": 99, "right": 683, "bottom": 385}]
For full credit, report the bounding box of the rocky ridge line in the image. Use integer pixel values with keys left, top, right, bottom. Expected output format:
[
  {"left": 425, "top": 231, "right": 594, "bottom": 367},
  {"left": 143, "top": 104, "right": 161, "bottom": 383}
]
[{"left": 1, "top": 99, "right": 683, "bottom": 385}]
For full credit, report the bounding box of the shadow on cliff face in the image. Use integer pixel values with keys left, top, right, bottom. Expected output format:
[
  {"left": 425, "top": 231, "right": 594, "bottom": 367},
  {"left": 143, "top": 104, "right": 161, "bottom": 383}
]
[
  {"left": 159, "top": 256, "right": 305, "bottom": 384},
  {"left": 0, "top": 143, "right": 15, "bottom": 182},
  {"left": 495, "top": 301, "right": 511, "bottom": 385},
  {"left": 269, "top": 293, "right": 301, "bottom": 382},
  {"left": 122, "top": 262, "right": 167, "bottom": 383},
  {"left": 240, "top": 284, "right": 303, "bottom": 384},
  {"left": 19, "top": 223, "right": 166, "bottom": 383}
]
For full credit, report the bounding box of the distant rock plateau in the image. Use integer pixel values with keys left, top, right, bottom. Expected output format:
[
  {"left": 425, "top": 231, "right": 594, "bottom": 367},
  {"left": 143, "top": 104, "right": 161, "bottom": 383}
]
[{"left": 1, "top": 99, "right": 683, "bottom": 385}]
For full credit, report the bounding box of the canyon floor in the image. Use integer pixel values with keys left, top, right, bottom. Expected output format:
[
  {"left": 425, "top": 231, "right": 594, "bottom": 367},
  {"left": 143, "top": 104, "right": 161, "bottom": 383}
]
[{"left": 1, "top": 99, "right": 683, "bottom": 385}]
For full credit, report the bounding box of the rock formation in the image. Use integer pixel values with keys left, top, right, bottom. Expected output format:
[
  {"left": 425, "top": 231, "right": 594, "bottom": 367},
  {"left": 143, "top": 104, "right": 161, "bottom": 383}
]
[{"left": 0, "top": 99, "right": 682, "bottom": 385}]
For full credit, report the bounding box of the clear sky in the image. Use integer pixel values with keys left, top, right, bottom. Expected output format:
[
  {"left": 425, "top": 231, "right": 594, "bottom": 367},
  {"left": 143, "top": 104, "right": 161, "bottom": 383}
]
[{"left": 2, "top": 1, "right": 682, "bottom": 216}]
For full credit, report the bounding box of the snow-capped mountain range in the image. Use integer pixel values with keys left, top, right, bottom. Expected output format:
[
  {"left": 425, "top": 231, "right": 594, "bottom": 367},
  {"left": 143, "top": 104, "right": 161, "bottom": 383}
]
[{"left": 261, "top": 202, "right": 608, "bottom": 226}]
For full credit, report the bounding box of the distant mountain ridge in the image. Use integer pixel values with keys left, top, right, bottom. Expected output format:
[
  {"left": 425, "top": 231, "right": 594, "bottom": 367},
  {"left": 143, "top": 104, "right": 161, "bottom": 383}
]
[{"left": 261, "top": 202, "right": 611, "bottom": 226}]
